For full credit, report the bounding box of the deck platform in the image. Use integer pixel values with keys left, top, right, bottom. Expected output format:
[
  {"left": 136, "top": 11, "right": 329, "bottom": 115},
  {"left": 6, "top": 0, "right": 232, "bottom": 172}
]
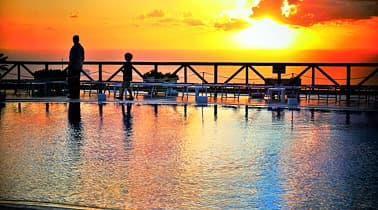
[{"left": 2, "top": 86, "right": 377, "bottom": 112}]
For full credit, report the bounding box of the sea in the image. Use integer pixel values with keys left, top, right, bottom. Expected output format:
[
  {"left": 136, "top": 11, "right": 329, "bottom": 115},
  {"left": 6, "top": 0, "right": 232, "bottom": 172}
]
[
  {"left": 1, "top": 48, "right": 378, "bottom": 85},
  {"left": 2, "top": 48, "right": 378, "bottom": 63}
]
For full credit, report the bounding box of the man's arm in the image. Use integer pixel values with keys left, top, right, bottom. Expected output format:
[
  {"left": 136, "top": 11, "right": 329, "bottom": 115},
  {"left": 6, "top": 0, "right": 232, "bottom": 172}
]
[{"left": 80, "top": 46, "right": 85, "bottom": 62}]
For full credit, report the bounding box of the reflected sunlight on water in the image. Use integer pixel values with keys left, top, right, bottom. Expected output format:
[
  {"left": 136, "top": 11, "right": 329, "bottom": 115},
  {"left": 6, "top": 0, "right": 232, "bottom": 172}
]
[{"left": 1, "top": 102, "right": 378, "bottom": 209}]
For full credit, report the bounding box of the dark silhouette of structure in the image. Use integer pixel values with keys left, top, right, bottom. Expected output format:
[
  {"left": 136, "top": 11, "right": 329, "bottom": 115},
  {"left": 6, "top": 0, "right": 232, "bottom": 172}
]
[
  {"left": 68, "top": 102, "right": 82, "bottom": 163},
  {"left": 0, "top": 53, "right": 8, "bottom": 74},
  {"left": 117, "top": 52, "right": 133, "bottom": 100},
  {"left": 0, "top": 53, "right": 8, "bottom": 102},
  {"left": 68, "top": 102, "right": 81, "bottom": 126},
  {"left": 122, "top": 103, "right": 133, "bottom": 136},
  {"left": 68, "top": 35, "right": 85, "bottom": 99},
  {"left": 1, "top": 59, "right": 377, "bottom": 104}
]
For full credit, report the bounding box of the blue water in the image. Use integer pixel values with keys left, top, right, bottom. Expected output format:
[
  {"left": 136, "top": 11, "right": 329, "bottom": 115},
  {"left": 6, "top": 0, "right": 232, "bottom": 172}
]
[{"left": 0, "top": 102, "right": 377, "bottom": 209}]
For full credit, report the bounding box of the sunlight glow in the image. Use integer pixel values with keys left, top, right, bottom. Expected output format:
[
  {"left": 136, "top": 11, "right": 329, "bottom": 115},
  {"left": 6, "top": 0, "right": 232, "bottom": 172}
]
[
  {"left": 234, "top": 18, "right": 296, "bottom": 49},
  {"left": 281, "top": 0, "right": 299, "bottom": 18}
]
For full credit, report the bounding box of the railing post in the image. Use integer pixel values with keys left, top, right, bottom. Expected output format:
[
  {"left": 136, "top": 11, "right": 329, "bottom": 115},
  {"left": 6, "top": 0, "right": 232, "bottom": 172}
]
[
  {"left": 184, "top": 65, "right": 187, "bottom": 83},
  {"left": 245, "top": 65, "right": 249, "bottom": 85},
  {"left": 99, "top": 64, "right": 103, "bottom": 82},
  {"left": 214, "top": 64, "right": 218, "bottom": 84},
  {"left": 99, "top": 63, "right": 103, "bottom": 93},
  {"left": 16, "top": 64, "right": 21, "bottom": 95},
  {"left": 214, "top": 64, "right": 218, "bottom": 97},
  {"left": 17, "top": 64, "right": 21, "bottom": 81},
  {"left": 311, "top": 65, "right": 315, "bottom": 87}
]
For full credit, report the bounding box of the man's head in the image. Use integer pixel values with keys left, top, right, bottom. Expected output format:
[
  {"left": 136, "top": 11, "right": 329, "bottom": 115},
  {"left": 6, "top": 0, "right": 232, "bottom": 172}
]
[
  {"left": 124, "top": 52, "right": 133, "bottom": 61},
  {"left": 73, "top": 35, "right": 80, "bottom": 44}
]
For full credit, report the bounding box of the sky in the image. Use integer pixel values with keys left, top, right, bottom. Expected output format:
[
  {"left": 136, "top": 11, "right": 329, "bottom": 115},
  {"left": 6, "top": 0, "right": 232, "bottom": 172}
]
[{"left": 0, "top": 0, "right": 378, "bottom": 57}]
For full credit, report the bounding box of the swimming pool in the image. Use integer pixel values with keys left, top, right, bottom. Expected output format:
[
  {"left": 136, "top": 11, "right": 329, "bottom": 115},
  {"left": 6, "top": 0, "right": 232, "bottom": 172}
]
[{"left": 1, "top": 102, "right": 377, "bottom": 209}]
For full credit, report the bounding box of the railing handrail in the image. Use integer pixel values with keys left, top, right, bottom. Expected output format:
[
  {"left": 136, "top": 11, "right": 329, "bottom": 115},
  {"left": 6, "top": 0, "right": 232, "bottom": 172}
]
[{"left": 4, "top": 60, "right": 378, "bottom": 67}]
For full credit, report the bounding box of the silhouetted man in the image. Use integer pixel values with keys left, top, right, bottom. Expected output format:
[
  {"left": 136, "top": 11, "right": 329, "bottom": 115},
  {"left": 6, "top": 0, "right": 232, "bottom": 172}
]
[{"left": 68, "top": 35, "right": 85, "bottom": 99}]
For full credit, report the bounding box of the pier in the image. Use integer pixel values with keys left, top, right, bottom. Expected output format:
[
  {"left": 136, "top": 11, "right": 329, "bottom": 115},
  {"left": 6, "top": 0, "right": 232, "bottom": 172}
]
[{"left": 1, "top": 61, "right": 377, "bottom": 104}]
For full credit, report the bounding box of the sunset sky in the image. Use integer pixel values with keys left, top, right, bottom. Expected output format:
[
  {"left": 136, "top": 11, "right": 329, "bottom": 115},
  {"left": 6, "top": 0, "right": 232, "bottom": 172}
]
[{"left": 1, "top": 0, "right": 378, "bottom": 57}]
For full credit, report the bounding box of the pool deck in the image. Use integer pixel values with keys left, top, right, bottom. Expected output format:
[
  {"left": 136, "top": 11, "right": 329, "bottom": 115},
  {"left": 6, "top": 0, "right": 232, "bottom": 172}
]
[
  {"left": 0, "top": 200, "right": 102, "bottom": 210},
  {"left": 2, "top": 91, "right": 378, "bottom": 112}
]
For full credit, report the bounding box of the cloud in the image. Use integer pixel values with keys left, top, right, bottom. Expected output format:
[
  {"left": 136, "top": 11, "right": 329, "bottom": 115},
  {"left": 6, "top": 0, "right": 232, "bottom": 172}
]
[
  {"left": 214, "top": 17, "right": 250, "bottom": 31},
  {"left": 147, "top": 9, "right": 165, "bottom": 18},
  {"left": 69, "top": 11, "right": 79, "bottom": 19},
  {"left": 250, "top": 0, "right": 378, "bottom": 26},
  {"left": 182, "top": 11, "right": 193, "bottom": 18},
  {"left": 136, "top": 9, "right": 253, "bottom": 31},
  {"left": 139, "top": 9, "right": 165, "bottom": 19},
  {"left": 184, "top": 18, "right": 206, "bottom": 27},
  {"left": 45, "top": 26, "right": 56, "bottom": 31},
  {"left": 137, "top": 9, "right": 207, "bottom": 28}
]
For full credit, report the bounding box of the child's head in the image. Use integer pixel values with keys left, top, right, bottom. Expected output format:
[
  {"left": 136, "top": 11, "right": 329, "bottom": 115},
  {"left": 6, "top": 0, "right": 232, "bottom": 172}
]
[{"left": 124, "top": 52, "right": 133, "bottom": 61}]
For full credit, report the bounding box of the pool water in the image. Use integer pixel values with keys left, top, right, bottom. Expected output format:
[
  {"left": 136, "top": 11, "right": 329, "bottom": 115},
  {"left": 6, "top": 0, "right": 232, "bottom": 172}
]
[{"left": 1, "top": 102, "right": 378, "bottom": 209}]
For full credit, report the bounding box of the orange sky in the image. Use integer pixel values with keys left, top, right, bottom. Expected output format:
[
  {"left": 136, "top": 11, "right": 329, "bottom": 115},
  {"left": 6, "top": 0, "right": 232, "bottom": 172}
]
[{"left": 0, "top": 0, "right": 378, "bottom": 52}]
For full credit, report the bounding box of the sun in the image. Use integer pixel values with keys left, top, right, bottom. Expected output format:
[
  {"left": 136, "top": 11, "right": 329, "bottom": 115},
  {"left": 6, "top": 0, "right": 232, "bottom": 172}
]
[{"left": 234, "top": 17, "right": 296, "bottom": 49}]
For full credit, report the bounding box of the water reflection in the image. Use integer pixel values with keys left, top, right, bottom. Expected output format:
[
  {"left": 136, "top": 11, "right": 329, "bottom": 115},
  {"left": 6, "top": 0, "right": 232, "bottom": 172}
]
[
  {"left": 310, "top": 109, "right": 315, "bottom": 121},
  {"left": 0, "top": 102, "right": 4, "bottom": 119},
  {"left": 214, "top": 104, "right": 218, "bottom": 121},
  {"left": 68, "top": 102, "right": 81, "bottom": 129},
  {"left": 0, "top": 103, "right": 377, "bottom": 209},
  {"left": 244, "top": 105, "right": 248, "bottom": 121},
  {"left": 290, "top": 110, "right": 294, "bottom": 130},
  {"left": 183, "top": 104, "right": 187, "bottom": 118},
  {"left": 272, "top": 109, "right": 284, "bottom": 121},
  {"left": 122, "top": 103, "right": 133, "bottom": 137},
  {"left": 98, "top": 103, "right": 104, "bottom": 127},
  {"left": 45, "top": 103, "right": 49, "bottom": 113},
  {"left": 121, "top": 103, "right": 134, "bottom": 167},
  {"left": 345, "top": 111, "right": 350, "bottom": 124},
  {"left": 154, "top": 104, "right": 158, "bottom": 116},
  {"left": 68, "top": 102, "right": 82, "bottom": 162}
]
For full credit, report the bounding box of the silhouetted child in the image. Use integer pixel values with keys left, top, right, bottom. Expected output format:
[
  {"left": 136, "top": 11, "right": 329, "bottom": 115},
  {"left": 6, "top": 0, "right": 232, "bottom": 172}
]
[{"left": 117, "top": 52, "right": 133, "bottom": 100}]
